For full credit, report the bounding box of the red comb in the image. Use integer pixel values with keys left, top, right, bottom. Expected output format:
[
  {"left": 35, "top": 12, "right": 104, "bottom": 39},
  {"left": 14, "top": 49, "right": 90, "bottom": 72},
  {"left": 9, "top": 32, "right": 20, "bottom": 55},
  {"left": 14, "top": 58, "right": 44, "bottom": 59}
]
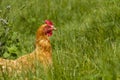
[{"left": 45, "top": 20, "right": 53, "bottom": 26}]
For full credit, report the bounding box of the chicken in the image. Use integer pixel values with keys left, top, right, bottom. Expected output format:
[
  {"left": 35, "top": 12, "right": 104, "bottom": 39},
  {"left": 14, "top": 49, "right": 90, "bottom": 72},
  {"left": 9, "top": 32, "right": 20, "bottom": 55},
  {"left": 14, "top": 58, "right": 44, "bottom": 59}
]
[{"left": 0, "top": 20, "right": 56, "bottom": 73}]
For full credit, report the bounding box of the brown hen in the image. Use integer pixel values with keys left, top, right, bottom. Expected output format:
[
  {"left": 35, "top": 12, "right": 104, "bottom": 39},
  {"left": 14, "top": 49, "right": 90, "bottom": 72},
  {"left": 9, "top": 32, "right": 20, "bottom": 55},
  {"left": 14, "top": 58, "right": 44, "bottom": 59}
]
[{"left": 0, "top": 20, "right": 56, "bottom": 73}]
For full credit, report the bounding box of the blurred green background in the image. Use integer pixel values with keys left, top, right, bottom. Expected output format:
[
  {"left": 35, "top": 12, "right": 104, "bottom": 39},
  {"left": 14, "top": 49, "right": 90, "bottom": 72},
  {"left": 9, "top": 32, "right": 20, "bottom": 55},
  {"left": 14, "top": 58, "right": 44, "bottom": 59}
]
[{"left": 0, "top": 0, "right": 120, "bottom": 80}]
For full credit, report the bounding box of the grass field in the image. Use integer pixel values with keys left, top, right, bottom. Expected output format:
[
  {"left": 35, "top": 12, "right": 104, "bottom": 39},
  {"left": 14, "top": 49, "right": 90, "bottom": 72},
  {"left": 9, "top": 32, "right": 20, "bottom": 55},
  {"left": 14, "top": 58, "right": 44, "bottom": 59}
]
[{"left": 0, "top": 0, "right": 120, "bottom": 80}]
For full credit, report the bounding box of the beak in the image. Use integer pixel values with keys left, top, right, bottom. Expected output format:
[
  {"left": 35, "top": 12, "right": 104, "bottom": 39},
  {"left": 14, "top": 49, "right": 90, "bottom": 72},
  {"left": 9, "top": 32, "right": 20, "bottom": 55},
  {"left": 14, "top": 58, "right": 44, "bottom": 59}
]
[
  {"left": 51, "top": 26, "right": 56, "bottom": 30},
  {"left": 53, "top": 27, "right": 56, "bottom": 30}
]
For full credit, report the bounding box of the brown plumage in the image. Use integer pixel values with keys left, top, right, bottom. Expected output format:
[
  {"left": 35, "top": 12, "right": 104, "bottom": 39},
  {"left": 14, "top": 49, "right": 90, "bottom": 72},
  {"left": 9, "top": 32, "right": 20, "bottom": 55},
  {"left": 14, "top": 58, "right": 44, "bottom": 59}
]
[{"left": 0, "top": 20, "right": 56, "bottom": 73}]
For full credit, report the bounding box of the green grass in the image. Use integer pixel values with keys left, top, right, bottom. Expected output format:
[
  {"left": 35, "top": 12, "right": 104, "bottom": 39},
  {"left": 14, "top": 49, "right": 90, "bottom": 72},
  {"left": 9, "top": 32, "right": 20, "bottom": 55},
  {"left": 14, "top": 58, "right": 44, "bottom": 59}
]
[{"left": 0, "top": 0, "right": 120, "bottom": 80}]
